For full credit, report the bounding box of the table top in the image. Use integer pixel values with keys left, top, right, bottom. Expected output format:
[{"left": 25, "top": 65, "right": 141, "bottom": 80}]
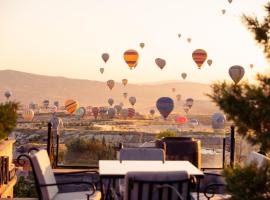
[{"left": 99, "top": 160, "right": 204, "bottom": 177}]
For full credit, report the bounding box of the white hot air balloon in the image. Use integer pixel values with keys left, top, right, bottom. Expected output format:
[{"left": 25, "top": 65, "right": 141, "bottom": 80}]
[{"left": 229, "top": 65, "right": 245, "bottom": 84}]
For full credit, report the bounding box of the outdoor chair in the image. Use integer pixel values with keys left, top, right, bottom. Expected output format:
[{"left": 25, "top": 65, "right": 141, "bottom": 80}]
[
  {"left": 17, "top": 149, "right": 101, "bottom": 200},
  {"left": 124, "top": 171, "right": 191, "bottom": 200},
  {"left": 155, "top": 137, "right": 201, "bottom": 169}
]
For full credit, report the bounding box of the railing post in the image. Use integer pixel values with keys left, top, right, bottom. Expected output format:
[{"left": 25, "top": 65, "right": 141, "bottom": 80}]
[
  {"left": 47, "top": 122, "right": 54, "bottom": 167},
  {"left": 230, "top": 126, "right": 235, "bottom": 167},
  {"left": 222, "top": 138, "right": 226, "bottom": 168}
]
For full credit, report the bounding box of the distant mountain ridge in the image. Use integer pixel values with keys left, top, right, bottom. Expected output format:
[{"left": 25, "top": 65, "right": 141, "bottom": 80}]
[{"left": 0, "top": 70, "right": 219, "bottom": 114}]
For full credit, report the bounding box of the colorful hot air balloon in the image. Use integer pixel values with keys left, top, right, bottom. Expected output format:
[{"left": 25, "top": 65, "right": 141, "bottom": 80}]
[
  {"left": 107, "top": 80, "right": 115, "bottom": 90},
  {"left": 150, "top": 109, "right": 155, "bottom": 116},
  {"left": 102, "top": 53, "right": 109, "bottom": 63},
  {"left": 43, "top": 100, "right": 50, "bottom": 109},
  {"left": 156, "top": 97, "right": 174, "bottom": 119},
  {"left": 176, "top": 116, "right": 188, "bottom": 125},
  {"left": 207, "top": 59, "right": 213, "bottom": 66},
  {"left": 122, "top": 79, "right": 128, "bottom": 86},
  {"left": 4, "top": 90, "right": 12, "bottom": 100},
  {"left": 123, "top": 49, "right": 139, "bottom": 69},
  {"left": 129, "top": 96, "right": 136, "bottom": 106},
  {"left": 155, "top": 58, "right": 166, "bottom": 70},
  {"left": 172, "top": 88, "right": 176, "bottom": 93},
  {"left": 187, "top": 38, "right": 192, "bottom": 43},
  {"left": 181, "top": 73, "right": 187, "bottom": 80},
  {"left": 128, "top": 108, "right": 135, "bottom": 118},
  {"left": 212, "top": 113, "right": 226, "bottom": 129},
  {"left": 65, "top": 99, "right": 79, "bottom": 114},
  {"left": 229, "top": 65, "right": 245, "bottom": 84},
  {"left": 75, "top": 107, "right": 86, "bottom": 119},
  {"left": 121, "top": 108, "right": 128, "bottom": 119},
  {"left": 189, "top": 118, "right": 199, "bottom": 127},
  {"left": 92, "top": 107, "right": 99, "bottom": 120},
  {"left": 222, "top": 9, "right": 226, "bottom": 14},
  {"left": 100, "top": 68, "right": 104, "bottom": 74},
  {"left": 108, "top": 98, "right": 114, "bottom": 106},
  {"left": 176, "top": 94, "right": 181, "bottom": 101},
  {"left": 192, "top": 49, "right": 207, "bottom": 69},
  {"left": 108, "top": 108, "right": 116, "bottom": 119},
  {"left": 139, "top": 43, "right": 145, "bottom": 48},
  {"left": 114, "top": 105, "right": 122, "bottom": 115},
  {"left": 22, "top": 109, "right": 35, "bottom": 121},
  {"left": 186, "top": 98, "right": 194, "bottom": 109},
  {"left": 123, "top": 92, "right": 128, "bottom": 99}
]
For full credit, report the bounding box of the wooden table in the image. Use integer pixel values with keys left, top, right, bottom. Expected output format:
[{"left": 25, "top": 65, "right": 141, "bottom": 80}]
[{"left": 99, "top": 160, "right": 204, "bottom": 200}]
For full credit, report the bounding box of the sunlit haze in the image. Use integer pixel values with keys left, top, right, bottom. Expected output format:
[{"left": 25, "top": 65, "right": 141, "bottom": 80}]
[{"left": 0, "top": 0, "right": 269, "bottom": 84}]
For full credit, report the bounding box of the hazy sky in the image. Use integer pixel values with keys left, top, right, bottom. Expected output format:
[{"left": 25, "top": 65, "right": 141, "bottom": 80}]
[{"left": 0, "top": 0, "right": 269, "bottom": 84}]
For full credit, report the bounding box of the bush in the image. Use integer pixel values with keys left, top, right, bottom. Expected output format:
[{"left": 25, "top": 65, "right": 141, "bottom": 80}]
[
  {"left": 156, "top": 130, "right": 176, "bottom": 139},
  {"left": 224, "top": 161, "right": 270, "bottom": 200},
  {"left": 0, "top": 102, "right": 18, "bottom": 140},
  {"left": 14, "top": 175, "right": 37, "bottom": 197}
]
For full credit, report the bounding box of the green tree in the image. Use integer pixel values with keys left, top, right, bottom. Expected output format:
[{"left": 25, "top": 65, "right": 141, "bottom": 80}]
[
  {"left": 0, "top": 102, "right": 18, "bottom": 140},
  {"left": 208, "top": 3, "right": 270, "bottom": 153}
]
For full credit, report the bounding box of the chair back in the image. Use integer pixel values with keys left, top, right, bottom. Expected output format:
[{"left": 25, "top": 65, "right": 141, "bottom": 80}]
[
  {"left": 246, "top": 151, "right": 270, "bottom": 168},
  {"left": 124, "top": 171, "right": 190, "bottom": 200},
  {"left": 31, "top": 149, "right": 59, "bottom": 200},
  {"left": 119, "top": 148, "right": 165, "bottom": 162}
]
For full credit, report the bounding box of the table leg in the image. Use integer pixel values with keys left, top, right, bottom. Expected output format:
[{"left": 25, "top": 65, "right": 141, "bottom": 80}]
[{"left": 196, "top": 178, "right": 201, "bottom": 200}]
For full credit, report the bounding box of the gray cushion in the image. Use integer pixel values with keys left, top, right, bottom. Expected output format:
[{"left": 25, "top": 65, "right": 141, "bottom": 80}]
[
  {"left": 53, "top": 191, "right": 101, "bottom": 200},
  {"left": 119, "top": 148, "right": 165, "bottom": 162}
]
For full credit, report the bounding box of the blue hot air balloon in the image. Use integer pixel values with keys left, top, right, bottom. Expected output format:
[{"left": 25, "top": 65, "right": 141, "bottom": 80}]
[{"left": 156, "top": 97, "right": 174, "bottom": 119}]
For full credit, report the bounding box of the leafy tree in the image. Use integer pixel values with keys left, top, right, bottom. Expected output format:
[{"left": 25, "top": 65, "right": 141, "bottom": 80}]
[
  {"left": 0, "top": 102, "right": 18, "bottom": 140},
  {"left": 208, "top": 3, "right": 270, "bottom": 153}
]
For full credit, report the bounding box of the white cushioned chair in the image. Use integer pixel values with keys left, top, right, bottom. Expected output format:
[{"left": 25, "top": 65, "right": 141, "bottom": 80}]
[{"left": 17, "top": 149, "right": 101, "bottom": 200}]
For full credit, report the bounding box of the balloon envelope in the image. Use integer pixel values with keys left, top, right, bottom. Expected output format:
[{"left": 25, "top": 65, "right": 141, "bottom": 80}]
[
  {"left": 108, "top": 108, "right": 116, "bottom": 119},
  {"left": 43, "top": 100, "right": 50, "bottom": 108},
  {"left": 65, "top": 99, "right": 79, "bottom": 114},
  {"left": 187, "top": 38, "right": 192, "bottom": 43},
  {"left": 4, "top": 90, "right": 11, "bottom": 99},
  {"left": 129, "top": 96, "right": 136, "bottom": 106},
  {"left": 114, "top": 105, "right": 122, "bottom": 115},
  {"left": 192, "top": 49, "right": 207, "bottom": 69},
  {"left": 92, "top": 107, "right": 99, "bottom": 119},
  {"left": 189, "top": 118, "right": 199, "bottom": 127},
  {"left": 222, "top": 9, "right": 226, "bottom": 14},
  {"left": 212, "top": 113, "right": 226, "bottom": 129},
  {"left": 150, "top": 109, "right": 155, "bottom": 116},
  {"left": 229, "top": 65, "right": 245, "bottom": 84},
  {"left": 102, "top": 53, "right": 109, "bottom": 63},
  {"left": 181, "top": 73, "right": 187, "bottom": 80},
  {"left": 22, "top": 109, "right": 34, "bottom": 121},
  {"left": 176, "top": 116, "right": 188, "bottom": 125},
  {"left": 100, "top": 68, "right": 104, "bottom": 74},
  {"left": 123, "top": 49, "right": 139, "bottom": 69},
  {"left": 155, "top": 58, "right": 166, "bottom": 70},
  {"left": 207, "top": 59, "right": 213, "bottom": 66},
  {"left": 156, "top": 97, "right": 174, "bottom": 119},
  {"left": 107, "top": 80, "right": 115, "bottom": 90},
  {"left": 122, "top": 79, "right": 128, "bottom": 86},
  {"left": 139, "top": 43, "right": 145, "bottom": 48},
  {"left": 108, "top": 98, "right": 114, "bottom": 106},
  {"left": 186, "top": 98, "right": 194, "bottom": 109},
  {"left": 128, "top": 108, "right": 135, "bottom": 118},
  {"left": 75, "top": 107, "right": 86, "bottom": 119}
]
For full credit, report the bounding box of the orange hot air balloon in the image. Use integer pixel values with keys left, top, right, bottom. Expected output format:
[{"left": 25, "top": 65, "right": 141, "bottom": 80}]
[
  {"left": 107, "top": 80, "right": 115, "bottom": 90},
  {"left": 123, "top": 49, "right": 139, "bottom": 69},
  {"left": 122, "top": 79, "right": 128, "bottom": 86},
  {"left": 65, "top": 99, "right": 79, "bottom": 114},
  {"left": 192, "top": 49, "right": 207, "bottom": 69}
]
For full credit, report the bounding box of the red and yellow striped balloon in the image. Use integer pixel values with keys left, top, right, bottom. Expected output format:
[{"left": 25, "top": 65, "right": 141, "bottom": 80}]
[
  {"left": 123, "top": 49, "right": 139, "bottom": 69},
  {"left": 192, "top": 49, "right": 207, "bottom": 69},
  {"left": 65, "top": 99, "right": 79, "bottom": 114}
]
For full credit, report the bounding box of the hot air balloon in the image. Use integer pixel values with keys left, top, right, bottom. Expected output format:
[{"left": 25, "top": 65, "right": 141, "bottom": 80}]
[
  {"left": 186, "top": 98, "right": 194, "bottom": 109},
  {"left": 121, "top": 108, "right": 128, "bottom": 119},
  {"left": 4, "top": 90, "right": 12, "bottom": 100},
  {"left": 176, "top": 116, "right": 188, "bottom": 125},
  {"left": 22, "top": 109, "right": 34, "bottom": 121},
  {"left": 129, "top": 96, "right": 136, "bottom": 106},
  {"left": 43, "top": 100, "right": 50, "bottom": 109},
  {"left": 150, "top": 109, "right": 155, "bottom": 116},
  {"left": 189, "top": 118, "right": 199, "bottom": 127},
  {"left": 176, "top": 94, "right": 181, "bottom": 101},
  {"left": 108, "top": 108, "right": 116, "bottom": 119},
  {"left": 229, "top": 65, "right": 245, "bottom": 84},
  {"left": 156, "top": 97, "right": 174, "bottom": 119},
  {"left": 122, "top": 79, "right": 128, "bottom": 86},
  {"left": 100, "top": 68, "right": 104, "bottom": 74},
  {"left": 92, "top": 107, "right": 99, "bottom": 120},
  {"left": 212, "top": 113, "right": 226, "bottom": 129},
  {"left": 128, "top": 108, "right": 135, "bottom": 118},
  {"left": 29, "top": 102, "right": 37, "bottom": 110},
  {"left": 222, "top": 9, "right": 226, "bottom": 14},
  {"left": 51, "top": 106, "right": 58, "bottom": 113},
  {"left": 108, "top": 98, "right": 114, "bottom": 106},
  {"left": 139, "top": 43, "right": 145, "bottom": 48},
  {"left": 228, "top": 0, "right": 232, "bottom": 3},
  {"left": 114, "top": 105, "right": 122, "bottom": 115},
  {"left": 178, "top": 33, "right": 181, "bottom": 38},
  {"left": 187, "top": 38, "right": 192, "bottom": 43},
  {"left": 123, "top": 49, "right": 139, "bottom": 69},
  {"left": 65, "top": 99, "right": 79, "bottom": 114},
  {"left": 183, "top": 104, "right": 189, "bottom": 114},
  {"left": 172, "top": 88, "right": 176, "bottom": 93},
  {"left": 123, "top": 92, "right": 128, "bottom": 99},
  {"left": 102, "top": 53, "right": 109, "bottom": 63},
  {"left": 86, "top": 106, "right": 93, "bottom": 116},
  {"left": 107, "top": 80, "right": 115, "bottom": 90},
  {"left": 155, "top": 58, "right": 166, "bottom": 70},
  {"left": 249, "top": 64, "right": 254, "bottom": 69},
  {"left": 119, "top": 102, "right": 124, "bottom": 107},
  {"left": 99, "top": 106, "right": 108, "bottom": 118},
  {"left": 75, "top": 107, "right": 86, "bottom": 119},
  {"left": 207, "top": 59, "right": 213, "bottom": 66},
  {"left": 192, "top": 49, "right": 207, "bottom": 69},
  {"left": 181, "top": 73, "right": 187, "bottom": 80},
  {"left": 53, "top": 101, "right": 59, "bottom": 108}
]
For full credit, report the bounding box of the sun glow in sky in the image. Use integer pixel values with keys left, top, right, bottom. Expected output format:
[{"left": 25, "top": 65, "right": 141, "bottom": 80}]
[{"left": 0, "top": 0, "right": 269, "bottom": 84}]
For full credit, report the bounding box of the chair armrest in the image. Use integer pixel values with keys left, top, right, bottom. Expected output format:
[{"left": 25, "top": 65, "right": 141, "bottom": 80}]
[
  {"left": 54, "top": 169, "right": 99, "bottom": 176},
  {"left": 204, "top": 183, "right": 227, "bottom": 199}
]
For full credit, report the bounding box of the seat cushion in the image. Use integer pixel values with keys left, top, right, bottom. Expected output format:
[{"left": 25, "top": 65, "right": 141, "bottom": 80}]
[{"left": 53, "top": 191, "right": 101, "bottom": 200}]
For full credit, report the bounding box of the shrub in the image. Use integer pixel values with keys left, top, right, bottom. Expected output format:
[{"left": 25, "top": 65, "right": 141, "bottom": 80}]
[{"left": 156, "top": 130, "right": 176, "bottom": 139}]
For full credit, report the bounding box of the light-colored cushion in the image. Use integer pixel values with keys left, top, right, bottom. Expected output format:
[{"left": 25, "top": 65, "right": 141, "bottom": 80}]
[
  {"left": 53, "top": 191, "right": 101, "bottom": 200},
  {"left": 246, "top": 151, "right": 270, "bottom": 167},
  {"left": 31, "top": 150, "right": 59, "bottom": 200},
  {"left": 124, "top": 171, "right": 190, "bottom": 200},
  {"left": 119, "top": 148, "right": 165, "bottom": 162}
]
